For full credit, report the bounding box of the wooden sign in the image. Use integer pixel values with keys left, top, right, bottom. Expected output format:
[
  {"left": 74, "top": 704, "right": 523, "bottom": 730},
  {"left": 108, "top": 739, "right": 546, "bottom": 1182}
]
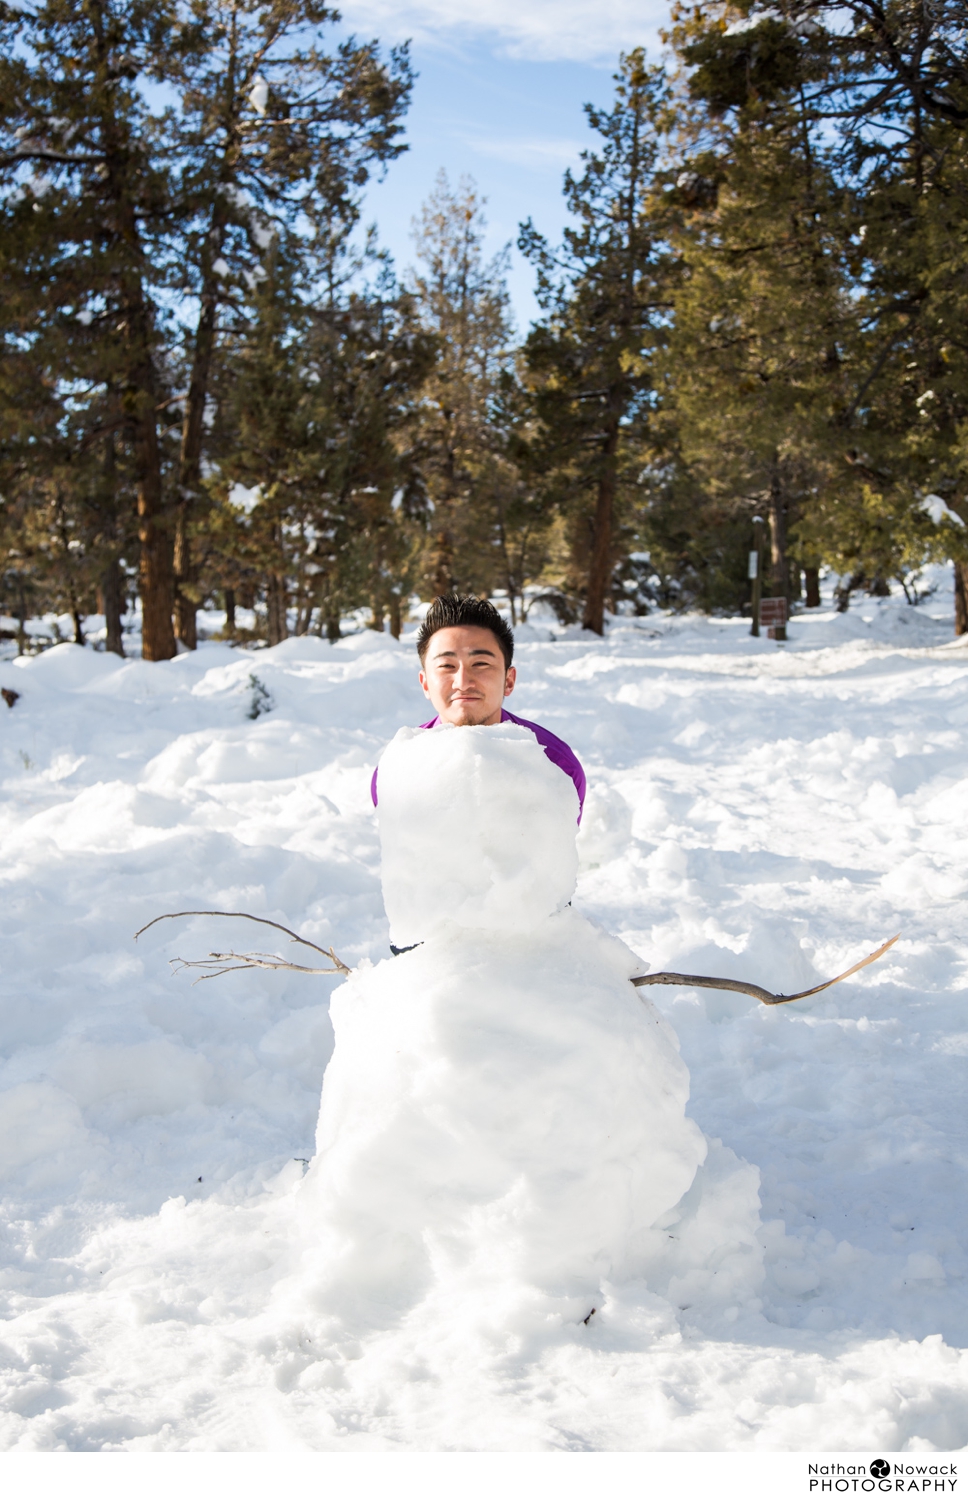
[
  {"left": 759, "top": 596, "right": 788, "bottom": 640},
  {"left": 759, "top": 597, "right": 788, "bottom": 625}
]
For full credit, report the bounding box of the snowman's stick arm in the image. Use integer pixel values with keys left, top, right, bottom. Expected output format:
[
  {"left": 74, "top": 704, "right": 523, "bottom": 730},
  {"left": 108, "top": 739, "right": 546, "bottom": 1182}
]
[
  {"left": 630, "top": 933, "right": 899, "bottom": 1006},
  {"left": 134, "top": 910, "right": 353, "bottom": 975},
  {"left": 168, "top": 950, "right": 348, "bottom": 985}
]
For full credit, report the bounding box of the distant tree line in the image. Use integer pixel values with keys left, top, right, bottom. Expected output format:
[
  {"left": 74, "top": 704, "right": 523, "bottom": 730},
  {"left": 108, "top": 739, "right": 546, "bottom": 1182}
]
[{"left": 2, "top": 0, "right": 967, "bottom": 658}]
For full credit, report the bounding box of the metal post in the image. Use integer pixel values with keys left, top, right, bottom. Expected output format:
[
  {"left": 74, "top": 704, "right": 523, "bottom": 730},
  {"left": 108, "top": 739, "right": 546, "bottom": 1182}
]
[{"left": 749, "top": 515, "right": 764, "bottom": 637}]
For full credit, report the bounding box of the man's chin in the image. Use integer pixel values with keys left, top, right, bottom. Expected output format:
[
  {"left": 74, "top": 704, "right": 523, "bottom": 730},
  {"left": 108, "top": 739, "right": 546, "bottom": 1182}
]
[{"left": 442, "top": 705, "right": 497, "bottom": 727}]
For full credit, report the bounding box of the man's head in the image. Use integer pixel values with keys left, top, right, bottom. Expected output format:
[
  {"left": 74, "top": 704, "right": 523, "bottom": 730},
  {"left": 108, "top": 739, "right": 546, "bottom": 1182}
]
[{"left": 417, "top": 594, "right": 516, "bottom": 727}]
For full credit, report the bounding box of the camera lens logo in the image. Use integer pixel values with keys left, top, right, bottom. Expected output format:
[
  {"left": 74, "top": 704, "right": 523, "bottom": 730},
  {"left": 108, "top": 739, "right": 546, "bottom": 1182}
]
[{"left": 871, "top": 1460, "right": 891, "bottom": 1479}]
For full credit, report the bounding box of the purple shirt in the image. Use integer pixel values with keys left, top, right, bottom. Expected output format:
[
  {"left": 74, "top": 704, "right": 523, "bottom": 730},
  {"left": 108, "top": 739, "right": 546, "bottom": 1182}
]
[{"left": 370, "top": 709, "right": 586, "bottom": 823}]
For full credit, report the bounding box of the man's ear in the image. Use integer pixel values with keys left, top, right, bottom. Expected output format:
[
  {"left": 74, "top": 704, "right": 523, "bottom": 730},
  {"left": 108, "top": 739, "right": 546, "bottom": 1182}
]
[
  {"left": 418, "top": 669, "right": 432, "bottom": 700},
  {"left": 503, "top": 666, "right": 517, "bottom": 697}
]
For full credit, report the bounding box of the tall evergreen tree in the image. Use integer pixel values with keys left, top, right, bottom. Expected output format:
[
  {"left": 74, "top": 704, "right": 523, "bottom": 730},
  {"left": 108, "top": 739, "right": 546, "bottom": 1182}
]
[
  {"left": 1, "top": 0, "right": 412, "bottom": 658},
  {"left": 664, "top": 3, "right": 855, "bottom": 610},
  {"left": 167, "top": 0, "right": 413, "bottom": 647},
  {"left": 211, "top": 234, "right": 433, "bottom": 643},
  {"left": 406, "top": 172, "right": 515, "bottom": 598},
  {"left": 1, "top": 0, "right": 182, "bottom": 658},
  {"left": 519, "top": 51, "right": 674, "bottom": 634},
  {"left": 714, "top": 0, "right": 968, "bottom": 627}
]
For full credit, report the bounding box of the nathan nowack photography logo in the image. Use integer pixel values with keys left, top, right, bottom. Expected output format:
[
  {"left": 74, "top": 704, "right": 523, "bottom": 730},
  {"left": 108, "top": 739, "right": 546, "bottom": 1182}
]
[{"left": 808, "top": 1461, "right": 958, "bottom": 1492}]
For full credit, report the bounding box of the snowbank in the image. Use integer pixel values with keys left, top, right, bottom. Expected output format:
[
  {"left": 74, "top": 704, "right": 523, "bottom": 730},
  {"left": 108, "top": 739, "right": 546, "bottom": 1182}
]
[{"left": 0, "top": 570, "right": 966, "bottom": 1450}]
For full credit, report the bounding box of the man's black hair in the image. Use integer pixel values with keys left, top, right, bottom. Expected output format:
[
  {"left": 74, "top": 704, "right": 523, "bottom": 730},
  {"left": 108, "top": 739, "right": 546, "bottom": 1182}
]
[{"left": 417, "top": 594, "right": 514, "bottom": 670}]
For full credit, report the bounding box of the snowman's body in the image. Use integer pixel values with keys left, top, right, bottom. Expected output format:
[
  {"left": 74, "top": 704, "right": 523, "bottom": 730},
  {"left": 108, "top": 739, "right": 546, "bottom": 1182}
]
[{"left": 299, "top": 721, "right": 707, "bottom": 1320}]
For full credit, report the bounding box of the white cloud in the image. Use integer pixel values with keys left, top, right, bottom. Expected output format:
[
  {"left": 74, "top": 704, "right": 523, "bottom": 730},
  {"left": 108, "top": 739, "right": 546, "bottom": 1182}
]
[
  {"left": 339, "top": 0, "right": 668, "bottom": 62},
  {"left": 461, "top": 133, "right": 586, "bottom": 169}
]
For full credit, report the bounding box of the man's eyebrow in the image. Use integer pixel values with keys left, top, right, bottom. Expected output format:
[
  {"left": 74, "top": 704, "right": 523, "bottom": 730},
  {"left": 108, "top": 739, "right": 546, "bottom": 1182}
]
[{"left": 431, "top": 645, "right": 498, "bottom": 658}]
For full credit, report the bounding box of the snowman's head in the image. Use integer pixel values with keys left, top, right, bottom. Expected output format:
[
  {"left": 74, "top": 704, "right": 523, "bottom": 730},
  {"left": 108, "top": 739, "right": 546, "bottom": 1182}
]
[{"left": 417, "top": 595, "right": 516, "bottom": 727}]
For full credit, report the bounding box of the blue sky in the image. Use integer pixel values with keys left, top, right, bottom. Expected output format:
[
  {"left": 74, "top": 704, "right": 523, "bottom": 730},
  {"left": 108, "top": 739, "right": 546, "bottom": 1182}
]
[{"left": 335, "top": 0, "right": 673, "bottom": 331}]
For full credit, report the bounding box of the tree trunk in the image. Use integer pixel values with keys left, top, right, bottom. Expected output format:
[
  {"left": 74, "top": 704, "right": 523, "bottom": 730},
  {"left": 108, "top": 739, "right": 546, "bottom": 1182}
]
[
  {"left": 325, "top": 613, "right": 341, "bottom": 643},
  {"left": 98, "top": 558, "right": 125, "bottom": 656},
  {"left": 54, "top": 489, "right": 86, "bottom": 647},
  {"left": 224, "top": 587, "right": 236, "bottom": 635},
  {"left": 804, "top": 566, "right": 821, "bottom": 608},
  {"left": 90, "top": 1, "right": 175, "bottom": 662},
  {"left": 431, "top": 524, "right": 455, "bottom": 596},
  {"left": 834, "top": 569, "right": 863, "bottom": 612},
  {"left": 368, "top": 600, "right": 385, "bottom": 633},
  {"left": 172, "top": 520, "right": 198, "bottom": 650},
  {"left": 120, "top": 288, "right": 173, "bottom": 660},
  {"left": 389, "top": 594, "right": 403, "bottom": 640},
  {"left": 16, "top": 585, "right": 27, "bottom": 657},
  {"left": 294, "top": 583, "right": 313, "bottom": 636},
  {"left": 266, "top": 574, "right": 288, "bottom": 646},
  {"left": 768, "top": 463, "right": 788, "bottom": 599},
  {"left": 174, "top": 269, "right": 221, "bottom": 651},
  {"left": 766, "top": 464, "right": 789, "bottom": 639},
  {"left": 135, "top": 396, "right": 176, "bottom": 660},
  {"left": 955, "top": 561, "right": 968, "bottom": 635},
  {"left": 582, "top": 416, "right": 619, "bottom": 635},
  {"left": 65, "top": 559, "right": 85, "bottom": 646}
]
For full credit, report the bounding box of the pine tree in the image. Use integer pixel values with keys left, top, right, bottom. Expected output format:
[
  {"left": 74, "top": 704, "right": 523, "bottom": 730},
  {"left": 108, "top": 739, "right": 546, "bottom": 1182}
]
[
  {"left": 518, "top": 51, "right": 674, "bottom": 634},
  {"left": 166, "top": 0, "right": 413, "bottom": 647},
  {"left": 1, "top": 0, "right": 412, "bottom": 658},
  {"left": 1, "top": 0, "right": 182, "bottom": 658},
  {"left": 211, "top": 234, "right": 433, "bottom": 642},
  {"left": 662, "top": 4, "right": 856, "bottom": 614},
  {"left": 728, "top": 0, "right": 968, "bottom": 627},
  {"left": 405, "top": 172, "right": 516, "bottom": 599}
]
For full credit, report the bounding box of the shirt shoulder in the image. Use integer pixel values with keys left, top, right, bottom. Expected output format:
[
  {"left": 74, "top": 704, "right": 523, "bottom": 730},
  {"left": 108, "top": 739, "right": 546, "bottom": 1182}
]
[{"left": 502, "top": 710, "right": 586, "bottom": 820}]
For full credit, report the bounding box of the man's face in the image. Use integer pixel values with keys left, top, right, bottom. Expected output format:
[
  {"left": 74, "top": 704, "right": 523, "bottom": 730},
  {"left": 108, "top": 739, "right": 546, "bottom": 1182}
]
[{"left": 418, "top": 625, "right": 516, "bottom": 726}]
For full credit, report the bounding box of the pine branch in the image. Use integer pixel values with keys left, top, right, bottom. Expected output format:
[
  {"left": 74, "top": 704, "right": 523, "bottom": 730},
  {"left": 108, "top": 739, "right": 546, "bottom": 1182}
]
[{"left": 0, "top": 147, "right": 105, "bottom": 168}]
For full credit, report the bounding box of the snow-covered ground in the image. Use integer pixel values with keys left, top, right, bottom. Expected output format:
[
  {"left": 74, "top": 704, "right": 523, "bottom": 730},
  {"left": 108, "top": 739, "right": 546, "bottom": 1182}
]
[{"left": 1, "top": 569, "right": 967, "bottom": 1451}]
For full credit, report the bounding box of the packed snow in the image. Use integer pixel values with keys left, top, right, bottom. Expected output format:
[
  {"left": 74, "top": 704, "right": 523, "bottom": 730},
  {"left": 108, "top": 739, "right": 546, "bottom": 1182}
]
[
  {"left": 1, "top": 569, "right": 967, "bottom": 1451},
  {"left": 295, "top": 722, "right": 706, "bottom": 1338},
  {"left": 376, "top": 720, "right": 582, "bottom": 940}
]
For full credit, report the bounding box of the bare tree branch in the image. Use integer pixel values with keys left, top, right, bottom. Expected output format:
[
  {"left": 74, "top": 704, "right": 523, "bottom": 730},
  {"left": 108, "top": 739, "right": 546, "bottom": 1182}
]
[
  {"left": 134, "top": 909, "right": 352, "bottom": 973},
  {"left": 169, "top": 948, "right": 349, "bottom": 984},
  {"left": 631, "top": 933, "right": 899, "bottom": 1006}
]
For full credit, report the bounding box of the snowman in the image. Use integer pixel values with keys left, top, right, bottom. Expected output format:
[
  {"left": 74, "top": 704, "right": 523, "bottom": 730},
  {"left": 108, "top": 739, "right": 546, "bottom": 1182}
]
[{"left": 294, "top": 595, "right": 710, "bottom": 1328}]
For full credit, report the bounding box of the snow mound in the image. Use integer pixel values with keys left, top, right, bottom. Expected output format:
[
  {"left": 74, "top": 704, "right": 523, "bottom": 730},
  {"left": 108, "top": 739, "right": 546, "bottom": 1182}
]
[{"left": 296, "top": 917, "right": 710, "bottom": 1323}]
